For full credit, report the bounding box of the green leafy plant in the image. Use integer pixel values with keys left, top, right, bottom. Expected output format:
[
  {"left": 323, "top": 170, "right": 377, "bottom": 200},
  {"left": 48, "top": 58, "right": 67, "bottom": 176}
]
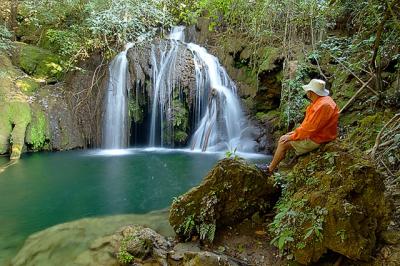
[
  {"left": 198, "top": 223, "right": 216, "bottom": 242},
  {"left": 225, "top": 147, "right": 239, "bottom": 160},
  {"left": 0, "top": 25, "right": 13, "bottom": 52},
  {"left": 117, "top": 236, "right": 134, "bottom": 264},
  {"left": 280, "top": 62, "right": 310, "bottom": 130},
  {"left": 336, "top": 229, "right": 347, "bottom": 243},
  {"left": 269, "top": 173, "right": 328, "bottom": 256},
  {"left": 182, "top": 214, "right": 195, "bottom": 236}
]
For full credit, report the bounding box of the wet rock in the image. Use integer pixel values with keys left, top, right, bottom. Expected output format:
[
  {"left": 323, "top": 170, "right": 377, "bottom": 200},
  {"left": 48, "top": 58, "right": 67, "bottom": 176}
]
[
  {"left": 169, "top": 158, "right": 279, "bottom": 242},
  {"left": 127, "top": 40, "right": 196, "bottom": 104},
  {"left": 12, "top": 212, "right": 173, "bottom": 266},
  {"left": 183, "top": 251, "right": 239, "bottom": 266},
  {"left": 126, "top": 39, "right": 196, "bottom": 147},
  {"left": 170, "top": 242, "right": 201, "bottom": 261},
  {"left": 28, "top": 83, "right": 84, "bottom": 151}
]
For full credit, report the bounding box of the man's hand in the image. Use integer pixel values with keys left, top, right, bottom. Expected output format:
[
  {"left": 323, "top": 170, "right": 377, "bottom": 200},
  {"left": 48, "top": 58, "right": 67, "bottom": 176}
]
[{"left": 279, "top": 133, "right": 292, "bottom": 144}]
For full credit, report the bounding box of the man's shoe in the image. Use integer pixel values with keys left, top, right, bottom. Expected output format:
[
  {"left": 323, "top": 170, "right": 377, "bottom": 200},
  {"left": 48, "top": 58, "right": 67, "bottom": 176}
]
[{"left": 256, "top": 163, "right": 272, "bottom": 176}]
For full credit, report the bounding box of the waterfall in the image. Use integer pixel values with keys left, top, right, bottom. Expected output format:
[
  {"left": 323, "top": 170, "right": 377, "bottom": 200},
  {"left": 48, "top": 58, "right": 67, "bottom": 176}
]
[
  {"left": 147, "top": 26, "right": 256, "bottom": 152},
  {"left": 102, "top": 43, "right": 133, "bottom": 149},
  {"left": 187, "top": 43, "right": 249, "bottom": 151},
  {"left": 148, "top": 26, "right": 186, "bottom": 147}
]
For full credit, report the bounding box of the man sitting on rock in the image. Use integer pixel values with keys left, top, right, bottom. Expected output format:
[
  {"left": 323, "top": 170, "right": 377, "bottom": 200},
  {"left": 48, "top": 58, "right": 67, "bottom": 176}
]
[{"left": 265, "top": 79, "right": 339, "bottom": 174}]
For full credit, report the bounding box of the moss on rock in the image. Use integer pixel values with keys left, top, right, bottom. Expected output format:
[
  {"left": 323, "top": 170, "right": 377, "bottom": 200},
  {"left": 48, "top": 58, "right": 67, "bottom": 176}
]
[
  {"left": 13, "top": 42, "right": 63, "bottom": 81},
  {"left": 342, "top": 111, "right": 395, "bottom": 151},
  {"left": 25, "top": 106, "right": 50, "bottom": 151},
  {"left": 0, "top": 53, "right": 21, "bottom": 100},
  {"left": 16, "top": 77, "right": 40, "bottom": 95},
  {"left": 270, "top": 142, "right": 391, "bottom": 264},
  {"left": 0, "top": 102, "right": 32, "bottom": 158},
  {"left": 172, "top": 99, "right": 189, "bottom": 145},
  {"left": 169, "top": 158, "right": 279, "bottom": 242}
]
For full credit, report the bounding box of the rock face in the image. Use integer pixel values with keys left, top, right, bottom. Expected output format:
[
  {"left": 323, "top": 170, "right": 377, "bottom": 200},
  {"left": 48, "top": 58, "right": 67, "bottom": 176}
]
[
  {"left": 0, "top": 53, "right": 32, "bottom": 158},
  {"left": 64, "top": 52, "right": 108, "bottom": 147},
  {"left": 12, "top": 212, "right": 174, "bottom": 266},
  {"left": 27, "top": 84, "right": 84, "bottom": 151},
  {"left": 0, "top": 51, "right": 84, "bottom": 158},
  {"left": 127, "top": 39, "right": 196, "bottom": 87},
  {"left": 270, "top": 142, "right": 391, "bottom": 264},
  {"left": 169, "top": 158, "right": 279, "bottom": 242},
  {"left": 11, "top": 211, "right": 241, "bottom": 266}
]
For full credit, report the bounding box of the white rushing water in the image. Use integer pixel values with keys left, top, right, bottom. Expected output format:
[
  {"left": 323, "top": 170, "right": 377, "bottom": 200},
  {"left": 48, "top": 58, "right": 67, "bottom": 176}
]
[
  {"left": 187, "top": 43, "right": 249, "bottom": 151},
  {"left": 104, "top": 27, "right": 256, "bottom": 152},
  {"left": 148, "top": 31, "right": 183, "bottom": 146},
  {"left": 102, "top": 43, "right": 133, "bottom": 149},
  {"left": 148, "top": 26, "right": 256, "bottom": 152}
]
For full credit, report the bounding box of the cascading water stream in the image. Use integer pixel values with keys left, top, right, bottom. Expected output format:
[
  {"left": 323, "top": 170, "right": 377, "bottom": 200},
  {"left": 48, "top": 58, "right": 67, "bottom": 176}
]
[
  {"left": 102, "top": 43, "right": 133, "bottom": 149},
  {"left": 147, "top": 26, "right": 256, "bottom": 152},
  {"left": 148, "top": 32, "right": 183, "bottom": 147},
  {"left": 187, "top": 43, "right": 247, "bottom": 151},
  {"left": 103, "top": 26, "right": 256, "bottom": 152}
]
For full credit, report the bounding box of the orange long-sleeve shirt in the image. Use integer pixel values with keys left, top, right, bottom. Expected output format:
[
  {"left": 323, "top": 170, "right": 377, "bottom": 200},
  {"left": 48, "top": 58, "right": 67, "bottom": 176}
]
[{"left": 290, "top": 96, "right": 339, "bottom": 144}]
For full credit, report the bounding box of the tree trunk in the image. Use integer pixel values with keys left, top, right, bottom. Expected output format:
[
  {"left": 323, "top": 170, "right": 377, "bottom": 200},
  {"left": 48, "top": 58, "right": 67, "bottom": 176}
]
[
  {"left": 9, "top": 0, "right": 18, "bottom": 41},
  {"left": 370, "top": 0, "right": 397, "bottom": 92}
]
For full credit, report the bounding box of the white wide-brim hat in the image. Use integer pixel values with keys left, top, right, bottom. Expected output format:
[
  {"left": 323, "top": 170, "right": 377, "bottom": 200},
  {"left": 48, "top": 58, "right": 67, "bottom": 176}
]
[{"left": 302, "top": 79, "right": 329, "bottom": 96}]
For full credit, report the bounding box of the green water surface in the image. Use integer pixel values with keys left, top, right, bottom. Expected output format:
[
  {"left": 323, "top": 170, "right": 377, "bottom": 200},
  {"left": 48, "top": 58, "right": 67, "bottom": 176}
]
[{"left": 0, "top": 148, "right": 268, "bottom": 263}]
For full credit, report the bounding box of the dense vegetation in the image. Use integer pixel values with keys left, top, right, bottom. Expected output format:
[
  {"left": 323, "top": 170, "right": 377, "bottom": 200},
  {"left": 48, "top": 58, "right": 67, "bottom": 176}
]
[
  {"left": 0, "top": 0, "right": 173, "bottom": 68},
  {"left": 1, "top": 0, "right": 399, "bottom": 263}
]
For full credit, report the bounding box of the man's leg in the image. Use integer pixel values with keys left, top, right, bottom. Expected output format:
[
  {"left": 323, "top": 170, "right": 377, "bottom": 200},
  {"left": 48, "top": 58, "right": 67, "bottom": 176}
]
[{"left": 268, "top": 135, "right": 293, "bottom": 172}]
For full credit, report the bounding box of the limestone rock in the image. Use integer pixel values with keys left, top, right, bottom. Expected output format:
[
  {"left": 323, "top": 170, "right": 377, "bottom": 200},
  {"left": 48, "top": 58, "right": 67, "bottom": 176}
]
[
  {"left": 11, "top": 42, "right": 63, "bottom": 81},
  {"left": 273, "top": 142, "right": 391, "bottom": 264},
  {"left": 169, "top": 158, "right": 279, "bottom": 242},
  {"left": 170, "top": 242, "right": 201, "bottom": 261},
  {"left": 116, "top": 225, "right": 172, "bottom": 262},
  {"left": 27, "top": 83, "right": 84, "bottom": 151},
  {"left": 0, "top": 101, "right": 31, "bottom": 158},
  {"left": 12, "top": 212, "right": 173, "bottom": 266},
  {"left": 183, "top": 251, "right": 239, "bottom": 266},
  {"left": 64, "top": 52, "right": 107, "bottom": 147}
]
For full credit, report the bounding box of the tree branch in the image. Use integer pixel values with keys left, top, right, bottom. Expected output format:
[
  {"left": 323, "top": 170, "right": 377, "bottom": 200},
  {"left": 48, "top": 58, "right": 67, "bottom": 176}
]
[
  {"left": 330, "top": 54, "right": 378, "bottom": 96},
  {"left": 370, "top": 113, "right": 400, "bottom": 158},
  {"left": 339, "top": 76, "right": 374, "bottom": 113}
]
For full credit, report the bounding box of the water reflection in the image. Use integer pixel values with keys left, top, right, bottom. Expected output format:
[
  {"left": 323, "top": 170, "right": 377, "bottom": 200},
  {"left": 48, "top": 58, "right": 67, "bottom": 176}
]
[{"left": 0, "top": 149, "right": 269, "bottom": 264}]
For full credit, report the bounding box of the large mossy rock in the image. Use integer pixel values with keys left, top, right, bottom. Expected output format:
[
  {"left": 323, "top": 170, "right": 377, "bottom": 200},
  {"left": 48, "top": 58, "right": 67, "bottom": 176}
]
[
  {"left": 0, "top": 51, "right": 83, "bottom": 157},
  {"left": 0, "top": 102, "right": 32, "bottom": 158},
  {"left": 270, "top": 142, "right": 391, "bottom": 264},
  {"left": 169, "top": 158, "right": 279, "bottom": 242},
  {"left": 28, "top": 84, "right": 84, "bottom": 151},
  {"left": 12, "top": 42, "right": 63, "bottom": 81}
]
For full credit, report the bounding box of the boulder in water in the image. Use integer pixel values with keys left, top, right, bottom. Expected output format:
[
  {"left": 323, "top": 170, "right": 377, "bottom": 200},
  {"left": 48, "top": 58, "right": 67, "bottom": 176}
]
[{"left": 169, "top": 158, "right": 279, "bottom": 242}]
